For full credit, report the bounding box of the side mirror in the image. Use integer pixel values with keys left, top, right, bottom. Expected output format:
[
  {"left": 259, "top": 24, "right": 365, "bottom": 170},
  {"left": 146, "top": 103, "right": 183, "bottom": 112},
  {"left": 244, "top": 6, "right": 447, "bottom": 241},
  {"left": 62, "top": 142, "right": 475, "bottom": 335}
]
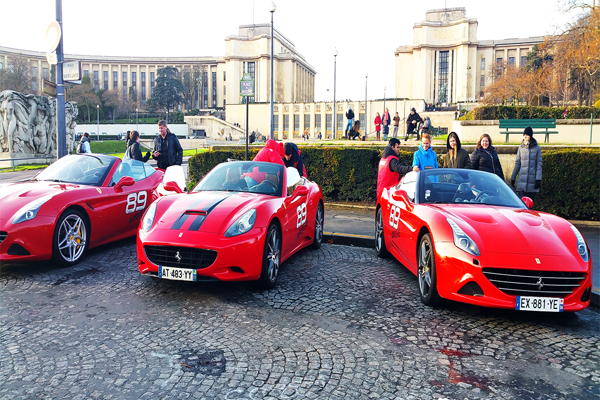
[
  {"left": 293, "top": 186, "right": 309, "bottom": 197},
  {"left": 164, "top": 181, "right": 183, "bottom": 194},
  {"left": 522, "top": 196, "right": 534, "bottom": 209},
  {"left": 392, "top": 190, "right": 408, "bottom": 203},
  {"left": 115, "top": 176, "right": 135, "bottom": 191}
]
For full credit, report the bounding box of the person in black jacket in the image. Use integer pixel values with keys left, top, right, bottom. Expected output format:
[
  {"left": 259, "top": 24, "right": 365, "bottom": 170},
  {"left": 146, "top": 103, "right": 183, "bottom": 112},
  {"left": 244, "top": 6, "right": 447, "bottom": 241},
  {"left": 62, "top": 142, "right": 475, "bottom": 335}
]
[
  {"left": 283, "top": 142, "right": 307, "bottom": 177},
  {"left": 405, "top": 108, "right": 422, "bottom": 141},
  {"left": 469, "top": 133, "right": 504, "bottom": 180},
  {"left": 152, "top": 120, "right": 183, "bottom": 170},
  {"left": 126, "top": 131, "right": 151, "bottom": 162}
]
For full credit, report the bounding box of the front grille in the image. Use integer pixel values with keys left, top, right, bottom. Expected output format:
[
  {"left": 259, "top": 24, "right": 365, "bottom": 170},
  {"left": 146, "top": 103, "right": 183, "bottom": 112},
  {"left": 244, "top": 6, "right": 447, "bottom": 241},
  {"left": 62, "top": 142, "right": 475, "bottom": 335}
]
[
  {"left": 0, "top": 231, "right": 7, "bottom": 244},
  {"left": 482, "top": 268, "right": 586, "bottom": 297},
  {"left": 145, "top": 245, "right": 217, "bottom": 269}
]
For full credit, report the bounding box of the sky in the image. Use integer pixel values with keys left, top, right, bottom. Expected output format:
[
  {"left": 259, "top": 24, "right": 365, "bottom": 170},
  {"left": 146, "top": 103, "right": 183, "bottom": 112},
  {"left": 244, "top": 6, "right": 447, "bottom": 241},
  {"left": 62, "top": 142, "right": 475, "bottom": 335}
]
[{"left": 1, "top": 0, "right": 583, "bottom": 102}]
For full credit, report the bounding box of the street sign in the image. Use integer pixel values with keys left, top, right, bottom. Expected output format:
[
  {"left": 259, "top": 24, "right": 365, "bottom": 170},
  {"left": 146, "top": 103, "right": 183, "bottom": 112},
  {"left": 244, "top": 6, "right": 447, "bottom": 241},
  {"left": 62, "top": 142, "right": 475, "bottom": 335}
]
[
  {"left": 44, "top": 21, "right": 61, "bottom": 53},
  {"left": 63, "top": 61, "right": 81, "bottom": 81},
  {"left": 43, "top": 79, "right": 56, "bottom": 97},
  {"left": 46, "top": 52, "right": 57, "bottom": 65},
  {"left": 240, "top": 73, "right": 254, "bottom": 97}
]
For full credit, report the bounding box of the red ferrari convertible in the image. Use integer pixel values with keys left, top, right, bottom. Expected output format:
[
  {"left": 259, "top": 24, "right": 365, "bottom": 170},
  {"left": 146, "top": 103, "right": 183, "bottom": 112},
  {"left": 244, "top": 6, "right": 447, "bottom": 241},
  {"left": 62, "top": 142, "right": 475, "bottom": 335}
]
[
  {"left": 137, "top": 160, "right": 324, "bottom": 289},
  {"left": 0, "top": 154, "right": 164, "bottom": 265},
  {"left": 376, "top": 169, "right": 592, "bottom": 312}
]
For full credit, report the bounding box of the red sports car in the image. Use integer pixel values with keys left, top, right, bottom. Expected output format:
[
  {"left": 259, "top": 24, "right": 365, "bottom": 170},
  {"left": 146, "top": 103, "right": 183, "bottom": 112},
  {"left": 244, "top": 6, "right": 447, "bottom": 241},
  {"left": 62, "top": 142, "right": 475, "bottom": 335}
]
[
  {"left": 376, "top": 168, "right": 592, "bottom": 312},
  {"left": 137, "top": 160, "right": 324, "bottom": 289},
  {"left": 0, "top": 154, "right": 164, "bottom": 265}
]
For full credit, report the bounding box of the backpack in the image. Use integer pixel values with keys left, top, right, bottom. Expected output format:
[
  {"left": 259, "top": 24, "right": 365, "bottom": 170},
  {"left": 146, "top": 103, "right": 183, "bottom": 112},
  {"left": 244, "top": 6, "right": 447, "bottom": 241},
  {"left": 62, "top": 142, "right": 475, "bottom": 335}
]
[
  {"left": 123, "top": 145, "right": 132, "bottom": 160},
  {"left": 76, "top": 141, "right": 84, "bottom": 153}
]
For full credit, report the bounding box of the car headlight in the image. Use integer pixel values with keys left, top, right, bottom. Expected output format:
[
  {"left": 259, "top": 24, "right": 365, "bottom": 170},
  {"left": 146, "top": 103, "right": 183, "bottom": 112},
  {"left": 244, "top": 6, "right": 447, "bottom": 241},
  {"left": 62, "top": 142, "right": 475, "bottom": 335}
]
[
  {"left": 225, "top": 209, "right": 256, "bottom": 237},
  {"left": 446, "top": 218, "right": 480, "bottom": 257},
  {"left": 570, "top": 225, "right": 589, "bottom": 262},
  {"left": 12, "top": 195, "right": 53, "bottom": 224},
  {"left": 141, "top": 202, "right": 157, "bottom": 232}
]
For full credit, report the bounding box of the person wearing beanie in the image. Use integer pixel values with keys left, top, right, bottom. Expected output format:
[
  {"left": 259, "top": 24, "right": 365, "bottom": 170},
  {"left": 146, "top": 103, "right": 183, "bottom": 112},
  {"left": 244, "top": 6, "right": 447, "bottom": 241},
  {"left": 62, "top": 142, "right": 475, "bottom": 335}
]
[
  {"left": 511, "top": 126, "right": 542, "bottom": 201},
  {"left": 405, "top": 107, "right": 422, "bottom": 141}
]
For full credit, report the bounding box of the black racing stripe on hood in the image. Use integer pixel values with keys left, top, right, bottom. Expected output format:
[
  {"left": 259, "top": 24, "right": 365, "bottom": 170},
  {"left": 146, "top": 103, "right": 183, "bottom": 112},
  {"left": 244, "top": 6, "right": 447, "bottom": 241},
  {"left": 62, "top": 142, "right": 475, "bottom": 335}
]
[
  {"left": 188, "top": 194, "right": 232, "bottom": 231},
  {"left": 170, "top": 198, "right": 208, "bottom": 230}
]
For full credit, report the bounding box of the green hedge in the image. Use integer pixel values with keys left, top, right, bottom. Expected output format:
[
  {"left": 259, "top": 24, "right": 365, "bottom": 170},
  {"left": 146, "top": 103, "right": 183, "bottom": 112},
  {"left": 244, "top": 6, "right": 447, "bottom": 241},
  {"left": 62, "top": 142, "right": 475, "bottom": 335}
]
[
  {"left": 187, "top": 147, "right": 599, "bottom": 220},
  {"left": 462, "top": 106, "right": 599, "bottom": 121}
]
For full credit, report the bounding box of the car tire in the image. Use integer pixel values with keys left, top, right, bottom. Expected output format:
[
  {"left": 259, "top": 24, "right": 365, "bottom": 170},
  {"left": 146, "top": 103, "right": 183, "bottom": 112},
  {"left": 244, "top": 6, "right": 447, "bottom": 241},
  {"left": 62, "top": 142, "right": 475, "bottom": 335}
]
[
  {"left": 52, "top": 209, "right": 89, "bottom": 266},
  {"left": 375, "top": 207, "right": 390, "bottom": 258},
  {"left": 418, "top": 233, "right": 442, "bottom": 306},
  {"left": 309, "top": 202, "right": 324, "bottom": 249},
  {"left": 257, "top": 223, "right": 281, "bottom": 289}
]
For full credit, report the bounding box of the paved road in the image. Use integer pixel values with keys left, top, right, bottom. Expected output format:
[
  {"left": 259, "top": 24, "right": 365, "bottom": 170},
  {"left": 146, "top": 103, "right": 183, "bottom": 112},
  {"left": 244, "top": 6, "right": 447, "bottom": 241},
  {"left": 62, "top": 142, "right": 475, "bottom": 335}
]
[{"left": 1, "top": 240, "right": 598, "bottom": 399}]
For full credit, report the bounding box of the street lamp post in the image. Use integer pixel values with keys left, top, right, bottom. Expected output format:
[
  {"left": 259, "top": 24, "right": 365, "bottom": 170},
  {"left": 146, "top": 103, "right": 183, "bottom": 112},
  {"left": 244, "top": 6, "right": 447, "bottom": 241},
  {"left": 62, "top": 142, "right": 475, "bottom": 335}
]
[
  {"left": 466, "top": 65, "right": 472, "bottom": 106},
  {"left": 136, "top": 108, "right": 139, "bottom": 132},
  {"left": 365, "top": 73, "right": 368, "bottom": 141},
  {"left": 96, "top": 104, "right": 99, "bottom": 141},
  {"left": 383, "top": 86, "right": 386, "bottom": 115},
  {"left": 333, "top": 48, "right": 338, "bottom": 139},
  {"left": 269, "top": 1, "right": 276, "bottom": 140}
]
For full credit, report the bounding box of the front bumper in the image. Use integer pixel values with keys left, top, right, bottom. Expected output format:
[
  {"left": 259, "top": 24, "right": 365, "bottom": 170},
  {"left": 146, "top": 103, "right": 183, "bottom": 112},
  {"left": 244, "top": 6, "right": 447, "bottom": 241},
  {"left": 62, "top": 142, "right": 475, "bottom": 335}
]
[{"left": 0, "top": 216, "right": 56, "bottom": 262}]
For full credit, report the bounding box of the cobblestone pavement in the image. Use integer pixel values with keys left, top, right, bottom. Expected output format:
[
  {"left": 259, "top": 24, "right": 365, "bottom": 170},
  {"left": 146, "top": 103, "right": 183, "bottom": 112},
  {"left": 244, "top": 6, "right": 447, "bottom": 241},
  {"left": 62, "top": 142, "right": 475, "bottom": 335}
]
[{"left": 1, "top": 240, "right": 598, "bottom": 400}]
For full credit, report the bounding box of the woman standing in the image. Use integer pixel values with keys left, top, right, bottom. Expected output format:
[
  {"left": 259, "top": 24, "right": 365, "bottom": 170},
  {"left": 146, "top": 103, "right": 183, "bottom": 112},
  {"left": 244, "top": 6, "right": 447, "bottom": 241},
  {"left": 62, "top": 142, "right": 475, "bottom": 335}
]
[
  {"left": 374, "top": 112, "right": 382, "bottom": 141},
  {"left": 412, "top": 133, "right": 438, "bottom": 171},
  {"left": 443, "top": 131, "right": 471, "bottom": 168},
  {"left": 125, "top": 131, "right": 151, "bottom": 162},
  {"left": 470, "top": 133, "right": 504, "bottom": 180},
  {"left": 510, "top": 126, "right": 542, "bottom": 200}
]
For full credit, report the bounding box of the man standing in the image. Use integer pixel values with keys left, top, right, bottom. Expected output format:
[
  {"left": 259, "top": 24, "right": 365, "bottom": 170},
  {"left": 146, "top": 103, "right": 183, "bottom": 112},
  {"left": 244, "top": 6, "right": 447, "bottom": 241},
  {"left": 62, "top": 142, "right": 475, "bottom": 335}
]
[
  {"left": 392, "top": 112, "right": 400, "bottom": 138},
  {"left": 382, "top": 108, "right": 391, "bottom": 141},
  {"left": 153, "top": 120, "right": 183, "bottom": 170},
  {"left": 377, "top": 138, "right": 417, "bottom": 198},
  {"left": 405, "top": 107, "right": 423, "bottom": 141}
]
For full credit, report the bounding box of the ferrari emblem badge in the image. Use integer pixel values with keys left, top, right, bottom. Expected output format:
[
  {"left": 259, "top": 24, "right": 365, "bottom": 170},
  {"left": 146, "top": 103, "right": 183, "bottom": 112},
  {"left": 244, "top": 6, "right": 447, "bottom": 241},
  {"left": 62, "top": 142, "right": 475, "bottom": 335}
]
[
  {"left": 96, "top": 188, "right": 102, "bottom": 194},
  {"left": 535, "top": 258, "right": 541, "bottom": 264},
  {"left": 179, "top": 233, "right": 183, "bottom": 237},
  {"left": 175, "top": 251, "right": 182, "bottom": 263}
]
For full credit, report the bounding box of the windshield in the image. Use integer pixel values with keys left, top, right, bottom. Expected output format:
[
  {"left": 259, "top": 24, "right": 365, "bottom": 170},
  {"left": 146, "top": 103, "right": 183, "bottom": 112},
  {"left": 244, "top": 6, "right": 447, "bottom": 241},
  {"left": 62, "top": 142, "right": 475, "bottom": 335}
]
[
  {"left": 418, "top": 169, "right": 526, "bottom": 208},
  {"left": 193, "top": 161, "right": 284, "bottom": 197},
  {"left": 35, "top": 154, "right": 115, "bottom": 186}
]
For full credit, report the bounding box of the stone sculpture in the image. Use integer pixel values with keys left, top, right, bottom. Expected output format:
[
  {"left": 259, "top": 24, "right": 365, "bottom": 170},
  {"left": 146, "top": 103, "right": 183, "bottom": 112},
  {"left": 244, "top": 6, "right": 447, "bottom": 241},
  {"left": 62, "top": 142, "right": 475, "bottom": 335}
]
[{"left": 0, "top": 90, "right": 78, "bottom": 156}]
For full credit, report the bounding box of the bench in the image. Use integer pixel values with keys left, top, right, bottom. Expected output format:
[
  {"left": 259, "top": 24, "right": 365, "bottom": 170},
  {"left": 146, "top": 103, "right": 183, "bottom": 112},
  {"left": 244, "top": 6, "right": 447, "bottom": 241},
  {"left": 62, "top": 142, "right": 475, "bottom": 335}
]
[{"left": 498, "top": 119, "right": 558, "bottom": 144}]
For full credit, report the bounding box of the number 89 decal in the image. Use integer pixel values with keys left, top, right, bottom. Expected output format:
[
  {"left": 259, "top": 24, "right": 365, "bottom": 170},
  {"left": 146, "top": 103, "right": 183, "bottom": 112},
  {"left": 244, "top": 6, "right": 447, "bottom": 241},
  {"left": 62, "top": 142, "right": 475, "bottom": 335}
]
[
  {"left": 126, "top": 191, "right": 147, "bottom": 214},
  {"left": 389, "top": 205, "right": 400, "bottom": 229},
  {"left": 296, "top": 202, "right": 307, "bottom": 228}
]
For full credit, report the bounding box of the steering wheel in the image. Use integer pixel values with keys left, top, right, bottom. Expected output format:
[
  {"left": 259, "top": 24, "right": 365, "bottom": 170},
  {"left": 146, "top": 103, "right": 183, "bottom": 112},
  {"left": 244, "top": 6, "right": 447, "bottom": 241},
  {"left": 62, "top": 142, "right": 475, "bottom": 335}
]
[
  {"left": 452, "top": 183, "right": 472, "bottom": 203},
  {"left": 262, "top": 179, "right": 278, "bottom": 192},
  {"left": 475, "top": 190, "right": 496, "bottom": 203}
]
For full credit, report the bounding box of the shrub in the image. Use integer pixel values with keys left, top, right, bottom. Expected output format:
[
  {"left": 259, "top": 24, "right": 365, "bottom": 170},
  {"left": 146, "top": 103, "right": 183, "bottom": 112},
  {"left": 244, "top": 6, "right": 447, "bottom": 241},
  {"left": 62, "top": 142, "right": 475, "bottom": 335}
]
[{"left": 467, "top": 105, "right": 599, "bottom": 120}]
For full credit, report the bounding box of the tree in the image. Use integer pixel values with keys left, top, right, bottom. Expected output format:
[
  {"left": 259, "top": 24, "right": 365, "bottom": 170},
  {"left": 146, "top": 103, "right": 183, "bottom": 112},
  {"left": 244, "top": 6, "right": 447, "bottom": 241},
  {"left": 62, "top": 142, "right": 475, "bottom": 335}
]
[
  {"left": 101, "top": 89, "right": 120, "bottom": 122},
  {"left": 148, "top": 66, "right": 183, "bottom": 115},
  {"left": 181, "top": 65, "right": 204, "bottom": 110},
  {"left": 0, "top": 55, "right": 32, "bottom": 93},
  {"left": 67, "top": 75, "right": 99, "bottom": 122}
]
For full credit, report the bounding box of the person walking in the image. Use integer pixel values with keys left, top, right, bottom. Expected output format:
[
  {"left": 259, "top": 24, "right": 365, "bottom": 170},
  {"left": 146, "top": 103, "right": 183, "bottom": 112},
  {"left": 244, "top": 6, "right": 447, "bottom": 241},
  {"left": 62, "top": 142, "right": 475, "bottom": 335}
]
[
  {"left": 392, "top": 112, "right": 400, "bottom": 138},
  {"left": 469, "top": 133, "right": 504, "bottom": 180},
  {"left": 382, "top": 108, "right": 391, "bottom": 141},
  {"left": 125, "top": 130, "right": 151, "bottom": 162},
  {"left": 412, "top": 133, "right": 438, "bottom": 171},
  {"left": 77, "top": 132, "right": 92, "bottom": 154},
  {"left": 377, "top": 138, "right": 415, "bottom": 198},
  {"left": 152, "top": 120, "right": 183, "bottom": 170},
  {"left": 443, "top": 131, "right": 471, "bottom": 168},
  {"left": 405, "top": 108, "right": 422, "bottom": 141},
  {"left": 510, "top": 126, "right": 542, "bottom": 200},
  {"left": 374, "top": 112, "right": 382, "bottom": 141},
  {"left": 345, "top": 106, "right": 354, "bottom": 139}
]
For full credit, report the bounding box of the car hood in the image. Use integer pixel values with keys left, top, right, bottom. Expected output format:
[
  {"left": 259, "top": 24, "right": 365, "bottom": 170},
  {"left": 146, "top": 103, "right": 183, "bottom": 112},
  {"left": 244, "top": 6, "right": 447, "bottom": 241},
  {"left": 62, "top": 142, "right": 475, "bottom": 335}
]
[
  {"left": 437, "top": 204, "right": 575, "bottom": 256},
  {"left": 155, "top": 191, "right": 269, "bottom": 234},
  {"left": 0, "top": 181, "right": 93, "bottom": 220}
]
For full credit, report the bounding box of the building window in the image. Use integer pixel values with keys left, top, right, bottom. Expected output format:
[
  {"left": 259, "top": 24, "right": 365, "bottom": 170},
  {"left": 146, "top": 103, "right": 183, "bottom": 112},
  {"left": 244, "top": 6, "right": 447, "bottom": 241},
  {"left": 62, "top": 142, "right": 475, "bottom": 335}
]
[
  {"left": 223, "top": 71, "right": 226, "bottom": 81},
  {"left": 122, "top": 71, "right": 127, "bottom": 96},
  {"left": 0, "top": 62, "right": 3, "bottom": 70},
  {"left": 359, "top": 113, "right": 365, "bottom": 133},
  {"left": 212, "top": 71, "right": 217, "bottom": 107},
  {"left": 223, "top": 85, "right": 226, "bottom": 96},
  {"left": 283, "top": 115, "right": 289, "bottom": 133},
  {"left": 43, "top": 68, "right": 49, "bottom": 80},
  {"left": 438, "top": 51, "right": 449, "bottom": 103},
  {"left": 103, "top": 71, "right": 108, "bottom": 90},
  {"left": 202, "top": 71, "right": 208, "bottom": 108},
  {"left": 304, "top": 114, "right": 310, "bottom": 134},
  {"left": 315, "top": 114, "right": 321, "bottom": 132},
  {"left": 273, "top": 114, "right": 279, "bottom": 133},
  {"left": 150, "top": 72, "right": 155, "bottom": 96},
  {"left": 293, "top": 115, "right": 300, "bottom": 136},
  {"left": 509, "top": 57, "right": 515, "bottom": 66},
  {"left": 481, "top": 58, "right": 485, "bottom": 71},
  {"left": 94, "top": 70, "right": 99, "bottom": 91},
  {"left": 113, "top": 71, "right": 118, "bottom": 89},
  {"left": 521, "top": 56, "right": 526, "bottom": 68},
  {"left": 496, "top": 58, "right": 503, "bottom": 67},
  {"left": 336, "top": 114, "right": 343, "bottom": 133},
  {"left": 31, "top": 66, "right": 37, "bottom": 94},
  {"left": 132, "top": 71, "right": 137, "bottom": 98},
  {"left": 247, "top": 62, "right": 255, "bottom": 103},
  {"left": 480, "top": 76, "right": 485, "bottom": 87},
  {"left": 141, "top": 72, "right": 146, "bottom": 102},
  {"left": 326, "top": 114, "right": 332, "bottom": 133},
  {"left": 84, "top": 70, "right": 89, "bottom": 77}
]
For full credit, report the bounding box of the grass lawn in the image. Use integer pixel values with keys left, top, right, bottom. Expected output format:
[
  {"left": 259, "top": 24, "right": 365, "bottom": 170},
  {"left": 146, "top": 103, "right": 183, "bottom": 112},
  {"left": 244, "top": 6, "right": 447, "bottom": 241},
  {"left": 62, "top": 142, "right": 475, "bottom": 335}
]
[{"left": 0, "top": 164, "right": 48, "bottom": 173}]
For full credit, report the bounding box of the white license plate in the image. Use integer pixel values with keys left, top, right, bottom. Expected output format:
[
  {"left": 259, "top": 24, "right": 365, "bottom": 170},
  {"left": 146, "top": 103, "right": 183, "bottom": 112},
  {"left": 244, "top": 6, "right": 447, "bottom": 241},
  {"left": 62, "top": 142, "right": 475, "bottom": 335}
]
[
  {"left": 515, "top": 296, "right": 563, "bottom": 312},
  {"left": 159, "top": 266, "right": 197, "bottom": 281}
]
